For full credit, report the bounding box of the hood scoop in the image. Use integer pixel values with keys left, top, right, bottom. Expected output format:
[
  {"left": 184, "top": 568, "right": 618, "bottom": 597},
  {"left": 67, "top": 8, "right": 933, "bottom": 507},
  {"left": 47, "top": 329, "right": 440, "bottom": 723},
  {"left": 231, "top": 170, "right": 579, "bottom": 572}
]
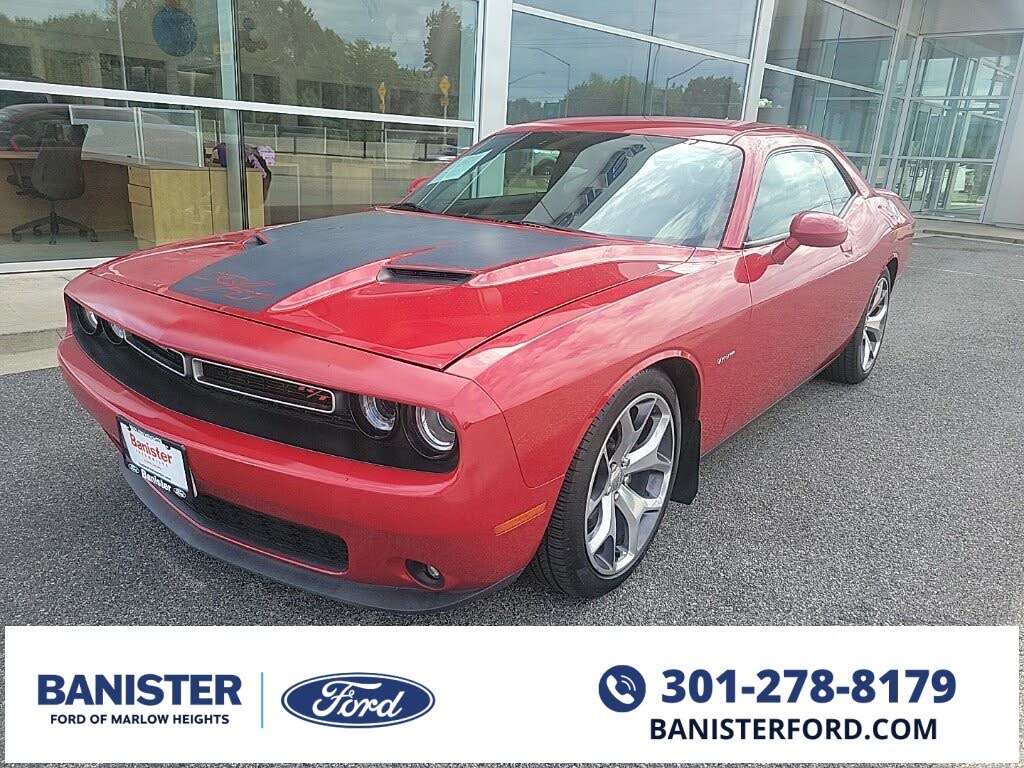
[{"left": 378, "top": 266, "right": 474, "bottom": 285}]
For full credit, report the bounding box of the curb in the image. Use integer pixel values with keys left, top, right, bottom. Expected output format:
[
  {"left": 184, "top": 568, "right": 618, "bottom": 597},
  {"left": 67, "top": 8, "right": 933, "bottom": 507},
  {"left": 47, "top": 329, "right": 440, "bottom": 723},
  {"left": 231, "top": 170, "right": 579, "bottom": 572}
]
[
  {"left": 918, "top": 229, "right": 1024, "bottom": 245},
  {"left": 0, "top": 327, "right": 65, "bottom": 356}
]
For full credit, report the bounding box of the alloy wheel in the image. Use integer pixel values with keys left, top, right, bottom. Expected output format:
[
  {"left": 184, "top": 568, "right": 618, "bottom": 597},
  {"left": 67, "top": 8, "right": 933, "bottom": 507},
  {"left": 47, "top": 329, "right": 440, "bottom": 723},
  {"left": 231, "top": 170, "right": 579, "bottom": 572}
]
[
  {"left": 861, "top": 274, "right": 890, "bottom": 372},
  {"left": 584, "top": 393, "right": 675, "bottom": 577}
]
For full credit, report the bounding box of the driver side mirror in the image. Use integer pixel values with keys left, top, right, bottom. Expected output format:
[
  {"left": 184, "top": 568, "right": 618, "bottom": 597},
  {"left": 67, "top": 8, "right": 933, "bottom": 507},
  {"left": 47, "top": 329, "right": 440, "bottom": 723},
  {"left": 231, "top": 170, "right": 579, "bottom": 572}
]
[
  {"left": 407, "top": 176, "right": 429, "bottom": 195},
  {"left": 772, "top": 211, "right": 849, "bottom": 264}
]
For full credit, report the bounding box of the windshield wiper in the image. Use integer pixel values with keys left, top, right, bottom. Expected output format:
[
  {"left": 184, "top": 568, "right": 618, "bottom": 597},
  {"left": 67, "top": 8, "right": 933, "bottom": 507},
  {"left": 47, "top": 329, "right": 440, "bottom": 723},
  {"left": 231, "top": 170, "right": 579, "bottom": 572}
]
[
  {"left": 389, "top": 201, "right": 432, "bottom": 213},
  {"left": 490, "top": 218, "right": 572, "bottom": 232}
]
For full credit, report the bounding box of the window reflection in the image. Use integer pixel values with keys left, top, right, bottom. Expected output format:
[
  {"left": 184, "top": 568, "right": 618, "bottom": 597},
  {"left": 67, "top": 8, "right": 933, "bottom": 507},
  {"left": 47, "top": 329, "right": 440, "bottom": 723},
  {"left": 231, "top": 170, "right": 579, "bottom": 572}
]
[
  {"left": 914, "top": 35, "right": 1022, "bottom": 99},
  {"left": 235, "top": 0, "right": 478, "bottom": 120},
  {"left": 507, "top": 13, "right": 746, "bottom": 124},
  {"left": 767, "top": 0, "right": 894, "bottom": 90},
  {"left": 507, "top": 14, "right": 648, "bottom": 124},
  {"left": 516, "top": 0, "right": 758, "bottom": 59},
  {"left": 0, "top": 0, "right": 224, "bottom": 97},
  {"left": 241, "top": 115, "right": 469, "bottom": 223},
  {"left": 0, "top": 89, "right": 242, "bottom": 265},
  {"left": 653, "top": 0, "right": 758, "bottom": 59},
  {"left": 758, "top": 69, "right": 881, "bottom": 156},
  {"left": 648, "top": 47, "right": 747, "bottom": 119}
]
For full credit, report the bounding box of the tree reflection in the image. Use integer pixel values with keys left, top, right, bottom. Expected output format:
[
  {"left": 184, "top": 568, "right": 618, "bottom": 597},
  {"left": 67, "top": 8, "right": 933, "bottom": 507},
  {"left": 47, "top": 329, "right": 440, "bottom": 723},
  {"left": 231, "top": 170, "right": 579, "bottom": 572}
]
[
  {"left": 0, "top": 0, "right": 472, "bottom": 120},
  {"left": 508, "top": 73, "right": 743, "bottom": 124}
]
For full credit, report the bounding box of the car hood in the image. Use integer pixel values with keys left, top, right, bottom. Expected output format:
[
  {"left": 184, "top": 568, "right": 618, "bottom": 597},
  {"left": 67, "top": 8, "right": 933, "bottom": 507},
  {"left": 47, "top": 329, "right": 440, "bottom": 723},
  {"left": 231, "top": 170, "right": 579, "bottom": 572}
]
[{"left": 95, "top": 209, "right": 692, "bottom": 369}]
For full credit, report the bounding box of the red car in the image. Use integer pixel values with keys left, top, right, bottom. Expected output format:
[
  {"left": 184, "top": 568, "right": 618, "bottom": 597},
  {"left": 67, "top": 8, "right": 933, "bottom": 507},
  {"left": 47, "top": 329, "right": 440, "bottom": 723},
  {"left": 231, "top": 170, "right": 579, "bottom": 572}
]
[{"left": 59, "top": 118, "right": 914, "bottom": 612}]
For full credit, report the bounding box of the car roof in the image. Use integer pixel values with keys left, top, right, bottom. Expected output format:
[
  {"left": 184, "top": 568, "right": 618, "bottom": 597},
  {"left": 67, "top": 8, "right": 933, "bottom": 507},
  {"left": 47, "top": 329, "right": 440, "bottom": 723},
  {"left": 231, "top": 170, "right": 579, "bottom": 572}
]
[{"left": 498, "top": 116, "right": 826, "bottom": 145}]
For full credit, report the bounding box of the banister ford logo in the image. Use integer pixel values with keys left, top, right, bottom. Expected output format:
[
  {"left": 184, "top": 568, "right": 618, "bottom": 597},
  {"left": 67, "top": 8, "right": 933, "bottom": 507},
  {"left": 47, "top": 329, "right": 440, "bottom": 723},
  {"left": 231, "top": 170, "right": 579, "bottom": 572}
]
[{"left": 281, "top": 673, "right": 434, "bottom": 728}]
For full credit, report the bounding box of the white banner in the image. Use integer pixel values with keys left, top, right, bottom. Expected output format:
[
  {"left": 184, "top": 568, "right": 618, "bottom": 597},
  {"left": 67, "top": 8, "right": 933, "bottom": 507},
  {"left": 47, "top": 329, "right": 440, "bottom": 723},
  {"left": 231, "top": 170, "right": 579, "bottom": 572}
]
[{"left": 3, "top": 625, "right": 1018, "bottom": 763}]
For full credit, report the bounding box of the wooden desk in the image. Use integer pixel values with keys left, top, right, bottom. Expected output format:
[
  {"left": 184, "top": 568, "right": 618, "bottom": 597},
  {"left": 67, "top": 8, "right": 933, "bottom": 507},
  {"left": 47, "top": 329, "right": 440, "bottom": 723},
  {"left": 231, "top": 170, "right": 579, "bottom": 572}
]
[
  {"left": 1, "top": 152, "right": 265, "bottom": 248},
  {"left": 127, "top": 165, "right": 265, "bottom": 249}
]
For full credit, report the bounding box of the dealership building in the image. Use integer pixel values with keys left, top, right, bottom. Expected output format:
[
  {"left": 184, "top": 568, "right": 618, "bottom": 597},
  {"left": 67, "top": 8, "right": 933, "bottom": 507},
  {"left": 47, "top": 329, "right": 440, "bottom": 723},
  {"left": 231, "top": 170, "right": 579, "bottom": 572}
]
[{"left": 0, "top": 0, "right": 1021, "bottom": 272}]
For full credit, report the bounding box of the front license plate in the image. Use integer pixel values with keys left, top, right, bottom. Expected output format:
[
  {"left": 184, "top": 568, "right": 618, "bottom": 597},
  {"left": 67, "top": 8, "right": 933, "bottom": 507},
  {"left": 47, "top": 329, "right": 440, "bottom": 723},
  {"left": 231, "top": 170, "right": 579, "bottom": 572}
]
[{"left": 118, "top": 418, "right": 193, "bottom": 500}]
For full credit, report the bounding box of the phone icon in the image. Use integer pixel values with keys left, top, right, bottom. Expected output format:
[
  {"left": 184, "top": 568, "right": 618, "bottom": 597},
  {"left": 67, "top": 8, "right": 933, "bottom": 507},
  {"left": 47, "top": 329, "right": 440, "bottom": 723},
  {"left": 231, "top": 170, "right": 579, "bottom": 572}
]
[
  {"left": 598, "top": 665, "right": 645, "bottom": 712},
  {"left": 605, "top": 673, "right": 636, "bottom": 705}
]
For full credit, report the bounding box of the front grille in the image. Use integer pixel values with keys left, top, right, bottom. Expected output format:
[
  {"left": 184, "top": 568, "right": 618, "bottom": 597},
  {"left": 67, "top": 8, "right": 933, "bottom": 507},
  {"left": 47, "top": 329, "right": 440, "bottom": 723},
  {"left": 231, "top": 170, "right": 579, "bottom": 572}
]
[
  {"left": 67, "top": 299, "right": 457, "bottom": 472},
  {"left": 193, "top": 358, "right": 335, "bottom": 413},
  {"left": 184, "top": 493, "right": 349, "bottom": 572},
  {"left": 126, "top": 333, "right": 187, "bottom": 376}
]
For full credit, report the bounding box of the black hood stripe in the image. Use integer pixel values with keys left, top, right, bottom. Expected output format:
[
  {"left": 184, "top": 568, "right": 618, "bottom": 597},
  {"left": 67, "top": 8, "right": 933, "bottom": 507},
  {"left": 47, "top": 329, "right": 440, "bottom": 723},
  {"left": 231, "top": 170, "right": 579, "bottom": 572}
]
[{"left": 171, "top": 210, "right": 595, "bottom": 310}]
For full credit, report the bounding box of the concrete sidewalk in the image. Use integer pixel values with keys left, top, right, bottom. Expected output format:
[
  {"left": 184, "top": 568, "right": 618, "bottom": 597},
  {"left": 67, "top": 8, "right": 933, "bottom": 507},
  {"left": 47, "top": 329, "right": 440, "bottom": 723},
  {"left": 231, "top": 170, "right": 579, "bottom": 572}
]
[{"left": 0, "top": 270, "right": 80, "bottom": 375}]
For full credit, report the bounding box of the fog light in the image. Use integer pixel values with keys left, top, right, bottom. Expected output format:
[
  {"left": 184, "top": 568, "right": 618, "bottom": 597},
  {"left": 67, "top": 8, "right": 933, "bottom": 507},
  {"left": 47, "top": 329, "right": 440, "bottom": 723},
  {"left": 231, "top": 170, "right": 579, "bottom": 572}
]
[
  {"left": 108, "top": 322, "right": 126, "bottom": 342},
  {"left": 406, "top": 560, "right": 444, "bottom": 588}
]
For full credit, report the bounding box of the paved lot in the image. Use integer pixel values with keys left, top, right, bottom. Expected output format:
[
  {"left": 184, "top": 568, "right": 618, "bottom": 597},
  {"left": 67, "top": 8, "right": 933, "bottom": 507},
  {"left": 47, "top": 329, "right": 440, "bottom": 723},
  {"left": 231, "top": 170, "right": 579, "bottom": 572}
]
[
  {"left": 1, "top": 236, "right": 1022, "bottom": 766},
  {"left": 1, "top": 236, "right": 1022, "bottom": 629}
]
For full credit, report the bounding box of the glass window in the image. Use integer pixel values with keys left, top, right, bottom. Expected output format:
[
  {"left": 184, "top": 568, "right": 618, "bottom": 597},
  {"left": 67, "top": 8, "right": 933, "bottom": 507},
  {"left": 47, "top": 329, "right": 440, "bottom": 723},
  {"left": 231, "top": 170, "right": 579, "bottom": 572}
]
[
  {"left": 758, "top": 69, "right": 881, "bottom": 156},
  {"left": 507, "top": 13, "right": 747, "bottom": 124},
  {"left": 0, "top": 0, "right": 226, "bottom": 98},
  {"left": 513, "top": 0, "right": 655, "bottom": 36},
  {"left": 767, "top": 0, "right": 894, "bottom": 90},
  {"left": 842, "top": 0, "right": 900, "bottom": 24},
  {"left": 747, "top": 150, "right": 833, "bottom": 242},
  {"left": 914, "top": 35, "right": 1023, "bottom": 99},
  {"left": 647, "top": 46, "right": 747, "bottom": 119},
  {"left": 242, "top": 113, "right": 471, "bottom": 224},
  {"left": 892, "top": 158, "right": 992, "bottom": 220},
  {"left": 901, "top": 98, "right": 1008, "bottom": 160},
  {"left": 879, "top": 96, "right": 903, "bottom": 156},
  {"left": 652, "top": 0, "right": 759, "bottom": 59},
  {"left": 507, "top": 13, "right": 648, "bottom": 124},
  {"left": 815, "top": 152, "right": 854, "bottom": 211},
  {"left": 234, "top": 0, "right": 478, "bottom": 121},
  {"left": 0, "top": 88, "right": 242, "bottom": 266},
  {"left": 892, "top": 34, "right": 916, "bottom": 98},
  {"left": 406, "top": 131, "right": 744, "bottom": 247},
  {"left": 517, "top": 0, "right": 758, "bottom": 58}
]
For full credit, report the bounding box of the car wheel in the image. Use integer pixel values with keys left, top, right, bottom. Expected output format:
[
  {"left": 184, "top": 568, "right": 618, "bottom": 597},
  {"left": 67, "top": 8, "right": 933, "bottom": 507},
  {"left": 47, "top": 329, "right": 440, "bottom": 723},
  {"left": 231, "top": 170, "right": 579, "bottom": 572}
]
[
  {"left": 822, "top": 266, "right": 892, "bottom": 384},
  {"left": 529, "top": 368, "right": 680, "bottom": 597}
]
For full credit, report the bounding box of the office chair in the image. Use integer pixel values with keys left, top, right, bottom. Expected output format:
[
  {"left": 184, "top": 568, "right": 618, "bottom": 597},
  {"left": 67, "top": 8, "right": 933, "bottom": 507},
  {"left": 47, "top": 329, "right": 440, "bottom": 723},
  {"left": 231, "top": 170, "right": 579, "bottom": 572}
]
[{"left": 8, "top": 122, "right": 98, "bottom": 245}]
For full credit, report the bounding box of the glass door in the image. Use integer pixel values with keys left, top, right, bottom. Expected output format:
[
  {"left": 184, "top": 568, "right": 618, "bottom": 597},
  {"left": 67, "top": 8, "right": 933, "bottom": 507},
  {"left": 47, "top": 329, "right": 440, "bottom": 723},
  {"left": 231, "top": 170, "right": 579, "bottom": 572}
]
[{"left": 887, "top": 33, "right": 1023, "bottom": 220}]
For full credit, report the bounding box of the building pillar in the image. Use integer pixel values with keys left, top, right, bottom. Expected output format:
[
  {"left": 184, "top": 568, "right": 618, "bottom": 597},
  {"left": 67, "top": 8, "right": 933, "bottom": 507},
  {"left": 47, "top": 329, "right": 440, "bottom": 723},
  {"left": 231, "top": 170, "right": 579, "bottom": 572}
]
[
  {"left": 742, "top": 0, "right": 777, "bottom": 123},
  {"left": 477, "top": 0, "right": 513, "bottom": 137}
]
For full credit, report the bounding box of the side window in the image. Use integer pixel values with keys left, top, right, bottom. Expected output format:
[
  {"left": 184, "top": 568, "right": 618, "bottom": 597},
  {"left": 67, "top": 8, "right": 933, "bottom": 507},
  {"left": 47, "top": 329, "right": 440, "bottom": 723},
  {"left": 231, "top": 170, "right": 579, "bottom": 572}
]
[
  {"left": 747, "top": 150, "right": 833, "bottom": 243},
  {"left": 816, "top": 153, "right": 855, "bottom": 214}
]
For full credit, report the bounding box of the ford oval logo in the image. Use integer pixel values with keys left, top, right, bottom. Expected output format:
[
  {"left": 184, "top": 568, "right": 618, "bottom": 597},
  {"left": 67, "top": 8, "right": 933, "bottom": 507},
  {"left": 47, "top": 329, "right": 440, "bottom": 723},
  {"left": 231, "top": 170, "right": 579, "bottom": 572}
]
[{"left": 281, "top": 673, "right": 434, "bottom": 728}]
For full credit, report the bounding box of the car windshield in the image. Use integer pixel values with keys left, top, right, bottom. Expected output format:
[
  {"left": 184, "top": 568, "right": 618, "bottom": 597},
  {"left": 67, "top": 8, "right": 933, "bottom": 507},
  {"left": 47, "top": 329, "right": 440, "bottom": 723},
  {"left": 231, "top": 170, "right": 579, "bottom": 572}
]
[{"left": 403, "top": 130, "right": 743, "bottom": 248}]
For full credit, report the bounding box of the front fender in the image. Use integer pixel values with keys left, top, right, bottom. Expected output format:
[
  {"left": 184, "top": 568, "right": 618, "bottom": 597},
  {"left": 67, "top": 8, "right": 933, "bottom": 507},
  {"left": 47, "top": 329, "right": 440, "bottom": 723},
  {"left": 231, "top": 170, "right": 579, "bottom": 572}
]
[{"left": 449, "top": 261, "right": 746, "bottom": 488}]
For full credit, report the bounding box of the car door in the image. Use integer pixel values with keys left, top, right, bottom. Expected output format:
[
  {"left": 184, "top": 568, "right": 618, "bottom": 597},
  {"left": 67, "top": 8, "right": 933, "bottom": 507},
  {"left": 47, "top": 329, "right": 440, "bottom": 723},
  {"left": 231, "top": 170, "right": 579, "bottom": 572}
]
[{"left": 726, "top": 147, "right": 857, "bottom": 433}]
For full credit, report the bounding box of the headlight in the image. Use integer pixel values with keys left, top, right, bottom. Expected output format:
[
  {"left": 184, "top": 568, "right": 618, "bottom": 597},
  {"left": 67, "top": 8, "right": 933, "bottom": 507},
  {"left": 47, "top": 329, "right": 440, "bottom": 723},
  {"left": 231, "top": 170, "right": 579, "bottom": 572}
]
[
  {"left": 353, "top": 394, "right": 398, "bottom": 437},
  {"left": 77, "top": 304, "right": 99, "bottom": 334},
  {"left": 107, "top": 322, "right": 127, "bottom": 343},
  {"left": 408, "top": 406, "right": 457, "bottom": 457}
]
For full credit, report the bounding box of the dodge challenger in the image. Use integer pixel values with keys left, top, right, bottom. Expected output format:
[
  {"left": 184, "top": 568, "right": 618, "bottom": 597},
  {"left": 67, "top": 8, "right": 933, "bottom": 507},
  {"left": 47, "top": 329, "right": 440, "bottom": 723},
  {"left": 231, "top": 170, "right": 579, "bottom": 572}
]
[{"left": 59, "top": 117, "right": 915, "bottom": 612}]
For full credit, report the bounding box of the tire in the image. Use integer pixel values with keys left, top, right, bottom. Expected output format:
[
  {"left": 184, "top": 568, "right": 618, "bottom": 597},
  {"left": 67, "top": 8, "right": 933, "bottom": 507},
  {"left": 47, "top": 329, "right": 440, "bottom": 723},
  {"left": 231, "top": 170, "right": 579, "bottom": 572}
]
[
  {"left": 822, "top": 266, "right": 892, "bottom": 385},
  {"left": 529, "top": 368, "right": 681, "bottom": 597}
]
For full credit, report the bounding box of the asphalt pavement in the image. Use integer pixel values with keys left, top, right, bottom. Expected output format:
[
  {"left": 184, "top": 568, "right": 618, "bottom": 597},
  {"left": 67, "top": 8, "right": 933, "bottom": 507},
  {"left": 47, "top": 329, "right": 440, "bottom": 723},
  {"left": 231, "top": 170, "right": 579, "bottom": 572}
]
[
  {"left": 2, "top": 235, "right": 1023, "bottom": 767},
  {"left": 1, "top": 236, "right": 1022, "bottom": 629}
]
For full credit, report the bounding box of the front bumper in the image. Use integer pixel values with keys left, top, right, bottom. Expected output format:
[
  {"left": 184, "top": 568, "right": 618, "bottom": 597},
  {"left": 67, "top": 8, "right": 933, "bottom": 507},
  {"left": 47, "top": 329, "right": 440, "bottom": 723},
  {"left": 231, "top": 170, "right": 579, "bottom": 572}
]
[
  {"left": 58, "top": 301, "right": 561, "bottom": 612},
  {"left": 120, "top": 462, "right": 523, "bottom": 612}
]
